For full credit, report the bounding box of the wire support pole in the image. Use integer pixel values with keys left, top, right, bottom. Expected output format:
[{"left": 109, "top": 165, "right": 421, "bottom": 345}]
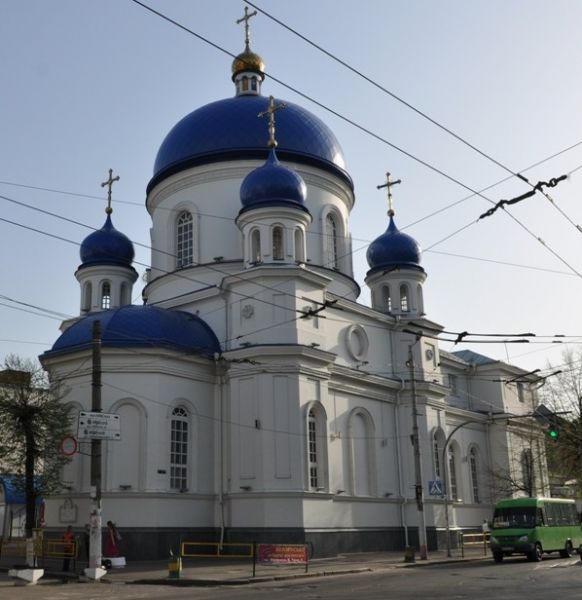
[{"left": 408, "top": 342, "right": 428, "bottom": 560}]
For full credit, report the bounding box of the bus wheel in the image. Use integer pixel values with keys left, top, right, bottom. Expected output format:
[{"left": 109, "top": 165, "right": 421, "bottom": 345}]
[
  {"left": 493, "top": 551, "right": 503, "bottom": 563},
  {"left": 531, "top": 543, "right": 543, "bottom": 562},
  {"left": 560, "top": 541, "right": 573, "bottom": 558}
]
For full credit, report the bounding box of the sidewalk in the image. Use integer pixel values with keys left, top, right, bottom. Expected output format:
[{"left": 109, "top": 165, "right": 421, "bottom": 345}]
[{"left": 1, "top": 547, "right": 490, "bottom": 587}]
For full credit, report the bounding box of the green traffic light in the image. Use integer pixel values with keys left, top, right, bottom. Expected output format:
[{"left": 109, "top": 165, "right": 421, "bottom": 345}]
[{"left": 548, "top": 428, "right": 559, "bottom": 440}]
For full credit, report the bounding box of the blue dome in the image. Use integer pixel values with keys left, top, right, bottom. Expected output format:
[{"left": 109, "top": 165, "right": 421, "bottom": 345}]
[
  {"left": 79, "top": 214, "right": 135, "bottom": 269},
  {"left": 239, "top": 149, "right": 308, "bottom": 214},
  {"left": 44, "top": 305, "right": 220, "bottom": 357},
  {"left": 366, "top": 216, "right": 423, "bottom": 273},
  {"left": 148, "top": 95, "right": 351, "bottom": 192}
]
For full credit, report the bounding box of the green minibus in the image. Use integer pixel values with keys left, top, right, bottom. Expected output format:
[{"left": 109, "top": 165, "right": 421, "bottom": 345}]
[{"left": 490, "top": 497, "right": 582, "bottom": 562}]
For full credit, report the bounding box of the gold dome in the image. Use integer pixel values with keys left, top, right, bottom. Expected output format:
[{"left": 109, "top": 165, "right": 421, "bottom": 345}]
[{"left": 231, "top": 49, "right": 265, "bottom": 80}]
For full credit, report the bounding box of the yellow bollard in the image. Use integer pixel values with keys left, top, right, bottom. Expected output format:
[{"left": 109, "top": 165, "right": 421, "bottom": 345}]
[{"left": 168, "top": 556, "right": 182, "bottom": 579}]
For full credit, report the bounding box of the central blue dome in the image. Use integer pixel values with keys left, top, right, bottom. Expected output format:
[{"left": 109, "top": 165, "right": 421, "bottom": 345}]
[
  {"left": 44, "top": 305, "right": 221, "bottom": 358},
  {"left": 239, "top": 148, "right": 308, "bottom": 214},
  {"left": 148, "top": 95, "right": 351, "bottom": 192}
]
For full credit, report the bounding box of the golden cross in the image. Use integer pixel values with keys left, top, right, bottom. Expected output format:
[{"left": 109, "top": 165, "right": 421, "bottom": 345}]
[
  {"left": 236, "top": 6, "right": 258, "bottom": 50},
  {"left": 101, "top": 169, "right": 120, "bottom": 214},
  {"left": 376, "top": 172, "right": 401, "bottom": 217},
  {"left": 258, "top": 95, "right": 286, "bottom": 148}
]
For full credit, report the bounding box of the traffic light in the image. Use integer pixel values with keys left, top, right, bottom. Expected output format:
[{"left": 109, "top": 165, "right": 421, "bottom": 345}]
[{"left": 547, "top": 422, "right": 559, "bottom": 440}]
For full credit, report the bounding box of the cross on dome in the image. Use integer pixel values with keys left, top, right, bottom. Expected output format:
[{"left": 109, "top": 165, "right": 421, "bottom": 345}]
[
  {"left": 236, "top": 6, "right": 258, "bottom": 52},
  {"left": 101, "top": 168, "right": 120, "bottom": 215},
  {"left": 258, "top": 95, "right": 286, "bottom": 148},
  {"left": 376, "top": 171, "right": 401, "bottom": 217}
]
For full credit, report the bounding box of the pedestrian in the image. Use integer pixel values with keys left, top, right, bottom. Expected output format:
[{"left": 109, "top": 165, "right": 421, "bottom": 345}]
[
  {"left": 104, "top": 520, "right": 121, "bottom": 558},
  {"left": 62, "top": 525, "right": 75, "bottom": 572}
]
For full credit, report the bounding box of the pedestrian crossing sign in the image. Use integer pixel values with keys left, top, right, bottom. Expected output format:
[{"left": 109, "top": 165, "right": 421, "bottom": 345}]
[{"left": 428, "top": 480, "right": 443, "bottom": 496}]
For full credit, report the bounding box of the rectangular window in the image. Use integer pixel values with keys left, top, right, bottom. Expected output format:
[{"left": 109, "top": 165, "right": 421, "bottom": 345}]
[
  {"left": 517, "top": 383, "right": 525, "bottom": 403},
  {"left": 308, "top": 412, "right": 318, "bottom": 488},
  {"left": 170, "top": 418, "right": 188, "bottom": 490},
  {"left": 448, "top": 448, "right": 458, "bottom": 500},
  {"left": 449, "top": 374, "right": 458, "bottom": 396}
]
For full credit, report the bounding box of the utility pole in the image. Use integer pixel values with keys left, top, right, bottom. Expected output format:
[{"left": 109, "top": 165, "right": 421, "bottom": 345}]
[
  {"left": 408, "top": 341, "right": 428, "bottom": 560},
  {"left": 85, "top": 320, "right": 105, "bottom": 580}
]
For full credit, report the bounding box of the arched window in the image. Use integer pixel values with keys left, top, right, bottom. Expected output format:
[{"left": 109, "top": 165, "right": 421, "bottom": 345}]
[
  {"left": 241, "top": 76, "right": 249, "bottom": 91},
  {"left": 120, "top": 282, "right": 129, "bottom": 306},
  {"left": 348, "top": 409, "right": 376, "bottom": 496},
  {"left": 82, "top": 282, "right": 92, "bottom": 313},
  {"left": 382, "top": 285, "right": 392, "bottom": 312},
  {"left": 325, "top": 213, "right": 339, "bottom": 269},
  {"left": 101, "top": 281, "right": 111, "bottom": 310},
  {"left": 417, "top": 284, "right": 424, "bottom": 314},
  {"left": 521, "top": 448, "right": 535, "bottom": 496},
  {"left": 448, "top": 446, "right": 458, "bottom": 501},
  {"left": 294, "top": 228, "right": 305, "bottom": 262},
  {"left": 306, "top": 404, "right": 328, "bottom": 491},
  {"left": 272, "top": 226, "right": 284, "bottom": 261},
  {"left": 399, "top": 284, "right": 409, "bottom": 312},
  {"left": 170, "top": 407, "right": 189, "bottom": 491},
  {"left": 176, "top": 211, "right": 193, "bottom": 269},
  {"left": 433, "top": 432, "right": 442, "bottom": 479},
  {"left": 251, "top": 229, "right": 261, "bottom": 263},
  {"left": 469, "top": 447, "right": 480, "bottom": 503},
  {"left": 308, "top": 409, "right": 319, "bottom": 488}
]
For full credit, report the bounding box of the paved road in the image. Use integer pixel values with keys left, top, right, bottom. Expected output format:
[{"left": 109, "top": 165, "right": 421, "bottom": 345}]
[{"left": 2, "top": 555, "right": 581, "bottom": 600}]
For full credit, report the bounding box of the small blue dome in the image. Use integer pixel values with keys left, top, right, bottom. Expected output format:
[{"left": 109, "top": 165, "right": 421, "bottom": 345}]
[
  {"left": 44, "top": 305, "right": 221, "bottom": 357},
  {"left": 366, "top": 216, "right": 423, "bottom": 273},
  {"left": 148, "top": 95, "right": 351, "bottom": 192},
  {"left": 79, "top": 214, "right": 134, "bottom": 269},
  {"left": 239, "top": 149, "right": 308, "bottom": 214}
]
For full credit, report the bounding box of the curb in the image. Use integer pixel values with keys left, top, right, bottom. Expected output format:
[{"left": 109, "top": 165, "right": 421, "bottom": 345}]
[{"left": 128, "top": 567, "right": 373, "bottom": 587}]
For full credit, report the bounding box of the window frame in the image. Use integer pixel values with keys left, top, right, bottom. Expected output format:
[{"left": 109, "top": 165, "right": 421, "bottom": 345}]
[
  {"left": 170, "top": 407, "right": 189, "bottom": 491},
  {"left": 176, "top": 211, "right": 194, "bottom": 269}
]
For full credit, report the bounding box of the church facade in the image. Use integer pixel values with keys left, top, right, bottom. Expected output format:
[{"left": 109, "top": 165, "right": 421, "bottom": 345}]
[{"left": 40, "top": 27, "right": 548, "bottom": 559}]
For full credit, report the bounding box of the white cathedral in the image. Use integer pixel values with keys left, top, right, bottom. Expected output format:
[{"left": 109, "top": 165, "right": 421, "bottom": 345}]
[{"left": 39, "top": 22, "right": 548, "bottom": 558}]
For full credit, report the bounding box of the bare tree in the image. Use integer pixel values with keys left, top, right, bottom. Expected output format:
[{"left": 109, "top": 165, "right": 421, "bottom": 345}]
[
  {"left": 0, "top": 354, "right": 73, "bottom": 565},
  {"left": 540, "top": 348, "right": 582, "bottom": 496}
]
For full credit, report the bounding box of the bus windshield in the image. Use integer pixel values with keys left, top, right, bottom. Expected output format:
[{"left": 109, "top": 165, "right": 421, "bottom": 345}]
[{"left": 493, "top": 506, "right": 538, "bottom": 529}]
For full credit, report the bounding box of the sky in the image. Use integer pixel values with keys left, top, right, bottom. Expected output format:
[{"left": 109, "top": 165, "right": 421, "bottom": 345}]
[{"left": 2, "top": 0, "right": 582, "bottom": 377}]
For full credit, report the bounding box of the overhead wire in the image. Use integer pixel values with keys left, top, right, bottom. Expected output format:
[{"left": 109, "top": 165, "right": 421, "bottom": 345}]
[
  {"left": 247, "top": 1, "right": 582, "bottom": 238},
  {"left": 128, "top": 0, "right": 582, "bottom": 282}
]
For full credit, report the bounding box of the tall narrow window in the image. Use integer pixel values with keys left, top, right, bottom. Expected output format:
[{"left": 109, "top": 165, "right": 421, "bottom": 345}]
[
  {"left": 294, "top": 228, "right": 305, "bottom": 262},
  {"left": 82, "top": 282, "right": 92, "bottom": 313},
  {"left": 326, "top": 214, "right": 338, "bottom": 269},
  {"left": 251, "top": 229, "right": 261, "bottom": 263},
  {"left": 399, "top": 284, "right": 409, "bottom": 312},
  {"left": 433, "top": 433, "right": 441, "bottom": 479},
  {"left": 517, "top": 383, "right": 525, "bottom": 403},
  {"left": 348, "top": 410, "right": 375, "bottom": 496},
  {"left": 469, "top": 447, "right": 480, "bottom": 503},
  {"left": 521, "top": 449, "right": 535, "bottom": 496},
  {"left": 120, "top": 282, "right": 129, "bottom": 306},
  {"left": 101, "top": 281, "right": 111, "bottom": 310},
  {"left": 308, "top": 409, "right": 318, "bottom": 488},
  {"left": 272, "top": 226, "right": 284, "bottom": 260},
  {"left": 448, "top": 446, "right": 458, "bottom": 501},
  {"left": 176, "top": 211, "right": 193, "bottom": 269},
  {"left": 170, "top": 407, "right": 189, "bottom": 491},
  {"left": 382, "top": 286, "right": 392, "bottom": 312},
  {"left": 449, "top": 374, "right": 458, "bottom": 396}
]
